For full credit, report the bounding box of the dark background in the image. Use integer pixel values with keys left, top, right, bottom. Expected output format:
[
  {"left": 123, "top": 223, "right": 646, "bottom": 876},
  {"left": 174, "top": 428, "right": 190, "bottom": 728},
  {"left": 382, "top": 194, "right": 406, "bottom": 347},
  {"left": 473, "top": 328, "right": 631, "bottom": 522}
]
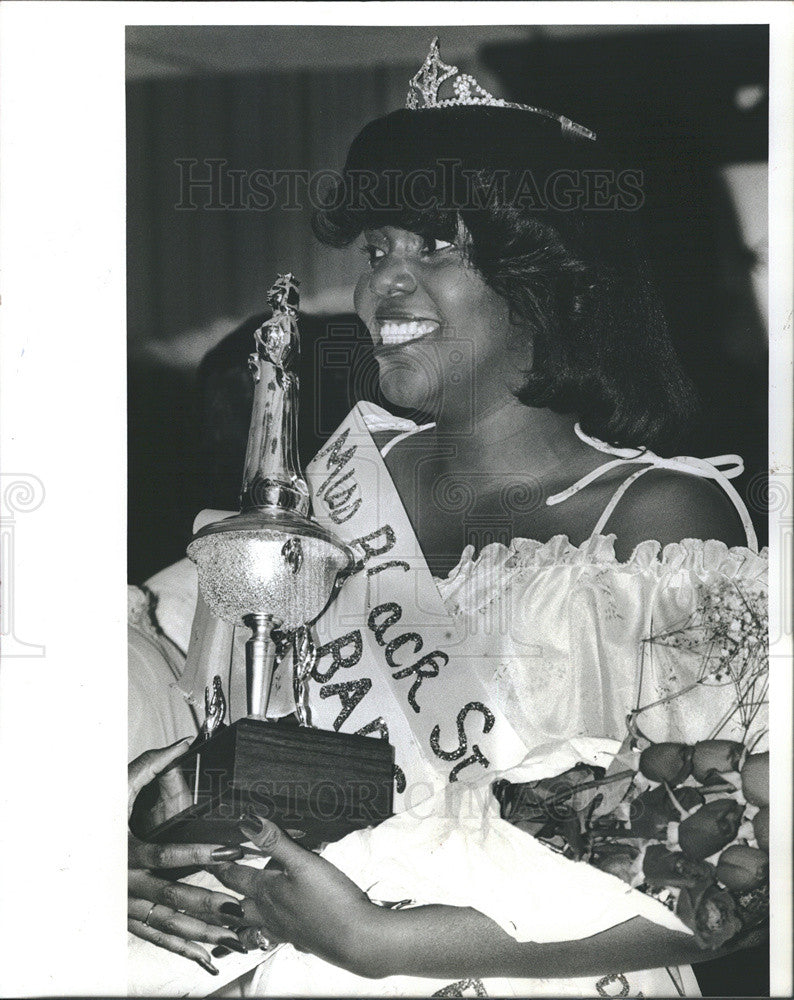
[{"left": 127, "top": 29, "right": 769, "bottom": 991}]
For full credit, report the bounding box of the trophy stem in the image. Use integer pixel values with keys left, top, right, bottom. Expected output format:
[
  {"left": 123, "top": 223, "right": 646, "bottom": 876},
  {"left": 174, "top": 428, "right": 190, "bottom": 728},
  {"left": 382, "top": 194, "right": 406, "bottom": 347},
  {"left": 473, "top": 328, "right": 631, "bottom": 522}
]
[{"left": 244, "top": 613, "right": 279, "bottom": 718}]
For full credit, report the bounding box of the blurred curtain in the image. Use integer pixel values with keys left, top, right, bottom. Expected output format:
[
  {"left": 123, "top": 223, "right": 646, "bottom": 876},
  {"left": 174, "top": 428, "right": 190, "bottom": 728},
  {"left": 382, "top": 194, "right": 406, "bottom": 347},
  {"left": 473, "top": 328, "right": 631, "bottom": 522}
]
[{"left": 128, "top": 61, "right": 419, "bottom": 355}]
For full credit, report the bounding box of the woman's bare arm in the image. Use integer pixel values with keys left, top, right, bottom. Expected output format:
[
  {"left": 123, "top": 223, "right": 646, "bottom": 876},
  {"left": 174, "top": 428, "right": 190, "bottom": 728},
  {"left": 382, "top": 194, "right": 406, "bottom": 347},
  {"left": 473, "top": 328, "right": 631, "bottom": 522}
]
[
  {"left": 357, "top": 905, "right": 720, "bottom": 981},
  {"left": 213, "top": 818, "right": 745, "bottom": 982}
]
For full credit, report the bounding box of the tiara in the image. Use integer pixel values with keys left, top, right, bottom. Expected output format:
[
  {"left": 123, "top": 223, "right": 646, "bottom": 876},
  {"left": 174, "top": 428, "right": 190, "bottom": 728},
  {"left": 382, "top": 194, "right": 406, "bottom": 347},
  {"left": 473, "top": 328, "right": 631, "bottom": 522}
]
[{"left": 406, "top": 37, "right": 596, "bottom": 142}]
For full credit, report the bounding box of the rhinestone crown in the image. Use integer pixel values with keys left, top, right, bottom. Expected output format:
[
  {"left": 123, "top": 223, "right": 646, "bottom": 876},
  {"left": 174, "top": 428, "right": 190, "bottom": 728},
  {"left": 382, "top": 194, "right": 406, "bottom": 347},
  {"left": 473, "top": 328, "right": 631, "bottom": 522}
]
[{"left": 406, "top": 37, "right": 596, "bottom": 142}]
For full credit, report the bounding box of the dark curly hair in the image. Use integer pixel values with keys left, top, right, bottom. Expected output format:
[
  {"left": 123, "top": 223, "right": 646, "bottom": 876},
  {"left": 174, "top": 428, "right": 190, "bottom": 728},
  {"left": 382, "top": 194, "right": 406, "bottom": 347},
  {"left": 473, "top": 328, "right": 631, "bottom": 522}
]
[{"left": 313, "top": 107, "right": 698, "bottom": 453}]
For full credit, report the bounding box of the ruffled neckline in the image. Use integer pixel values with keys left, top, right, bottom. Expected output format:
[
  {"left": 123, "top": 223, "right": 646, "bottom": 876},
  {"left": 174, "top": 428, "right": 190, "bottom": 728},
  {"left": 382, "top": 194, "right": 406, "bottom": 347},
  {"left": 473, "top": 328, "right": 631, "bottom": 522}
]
[{"left": 436, "top": 534, "right": 768, "bottom": 588}]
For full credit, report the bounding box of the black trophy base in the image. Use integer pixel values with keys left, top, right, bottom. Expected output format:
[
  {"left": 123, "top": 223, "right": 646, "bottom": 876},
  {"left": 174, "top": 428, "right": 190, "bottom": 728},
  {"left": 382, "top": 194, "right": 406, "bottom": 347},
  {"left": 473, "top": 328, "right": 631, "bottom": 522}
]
[{"left": 130, "top": 718, "right": 395, "bottom": 850}]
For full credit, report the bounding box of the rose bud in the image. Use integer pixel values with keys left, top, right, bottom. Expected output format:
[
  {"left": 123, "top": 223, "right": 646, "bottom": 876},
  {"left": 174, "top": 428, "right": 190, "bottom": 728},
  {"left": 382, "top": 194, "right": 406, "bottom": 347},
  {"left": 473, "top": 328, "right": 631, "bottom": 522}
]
[
  {"left": 741, "top": 752, "right": 769, "bottom": 807},
  {"left": 629, "top": 785, "right": 704, "bottom": 838},
  {"left": 592, "top": 843, "right": 641, "bottom": 885},
  {"left": 691, "top": 740, "right": 744, "bottom": 782},
  {"left": 643, "top": 844, "right": 715, "bottom": 888},
  {"left": 671, "top": 786, "right": 705, "bottom": 814},
  {"left": 753, "top": 805, "right": 769, "bottom": 851},
  {"left": 639, "top": 743, "right": 693, "bottom": 785},
  {"left": 716, "top": 844, "right": 768, "bottom": 892},
  {"left": 678, "top": 799, "right": 744, "bottom": 860},
  {"left": 676, "top": 879, "right": 743, "bottom": 949},
  {"left": 700, "top": 770, "right": 736, "bottom": 788}
]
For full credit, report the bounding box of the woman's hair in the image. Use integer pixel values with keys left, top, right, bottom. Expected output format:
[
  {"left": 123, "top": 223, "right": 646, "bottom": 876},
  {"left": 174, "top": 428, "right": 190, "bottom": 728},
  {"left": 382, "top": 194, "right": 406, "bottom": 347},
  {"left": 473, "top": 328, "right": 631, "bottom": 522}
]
[{"left": 313, "top": 107, "right": 698, "bottom": 453}]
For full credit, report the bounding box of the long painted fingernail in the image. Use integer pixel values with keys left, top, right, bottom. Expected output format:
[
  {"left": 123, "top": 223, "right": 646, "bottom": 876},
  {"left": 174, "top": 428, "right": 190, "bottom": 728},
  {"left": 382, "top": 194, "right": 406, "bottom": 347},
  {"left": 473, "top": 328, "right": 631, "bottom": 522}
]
[
  {"left": 211, "top": 846, "right": 244, "bottom": 862},
  {"left": 241, "top": 809, "right": 265, "bottom": 830},
  {"left": 219, "top": 901, "right": 245, "bottom": 919},
  {"left": 239, "top": 821, "right": 263, "bottom": 841},
  {"left": 217, "top": 936, "right": 247, "bottom": 954},
  {"left": 239, "top": 811, "right": 267, "bottom": 838},
  {"left": 167, "top": 736, "right": 193, "bottom": 749},
  {"left": 211, "top": 945, "right": 231, "bottom": 958},
  {"left": 197, "top": 958, "right": 219, "bottom": 976}
]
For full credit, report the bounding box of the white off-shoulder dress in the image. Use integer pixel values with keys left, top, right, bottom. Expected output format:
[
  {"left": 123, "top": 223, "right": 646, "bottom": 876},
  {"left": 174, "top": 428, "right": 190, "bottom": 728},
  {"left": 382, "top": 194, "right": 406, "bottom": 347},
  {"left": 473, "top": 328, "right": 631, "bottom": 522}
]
[{"left": 129, "top": 406, "right": 767, "bottom": 998}]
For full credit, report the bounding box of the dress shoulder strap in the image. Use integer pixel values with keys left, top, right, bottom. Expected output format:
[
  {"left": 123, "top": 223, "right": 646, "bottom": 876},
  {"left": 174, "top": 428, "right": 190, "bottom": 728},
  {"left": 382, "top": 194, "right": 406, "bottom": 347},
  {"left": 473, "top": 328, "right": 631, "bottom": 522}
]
[
  {"left": 380, "top": 421, "right": 435, "bottom": 457},
  {"left": 356, "top": 402, "right": 436, "bottom": 457},
  {"left": 546, "top": 424, "right": 759, "bottom": 552}
]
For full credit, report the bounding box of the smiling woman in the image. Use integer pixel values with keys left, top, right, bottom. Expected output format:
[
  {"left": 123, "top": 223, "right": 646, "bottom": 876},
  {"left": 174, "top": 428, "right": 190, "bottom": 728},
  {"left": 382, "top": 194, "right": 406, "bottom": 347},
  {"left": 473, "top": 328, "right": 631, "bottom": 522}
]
[
  {"left": 314, "top": 102, "right": 698, "bottom": 456},
  {"left": 309, "top": 101, "right": 748, "bottom": 571},
  {"left": 129, "top": 36, "right": 768, "bottom": 999},
  {"left": 354, "top": 224, "right": 518, "bottom": 422}
]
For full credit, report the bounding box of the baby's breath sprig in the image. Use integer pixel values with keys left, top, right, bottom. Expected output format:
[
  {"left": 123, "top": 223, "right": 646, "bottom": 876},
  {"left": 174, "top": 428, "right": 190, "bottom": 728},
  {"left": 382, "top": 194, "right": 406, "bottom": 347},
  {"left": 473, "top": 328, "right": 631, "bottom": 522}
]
[{"left": 635, "top": 580, "right": 768, "bottom": 746}]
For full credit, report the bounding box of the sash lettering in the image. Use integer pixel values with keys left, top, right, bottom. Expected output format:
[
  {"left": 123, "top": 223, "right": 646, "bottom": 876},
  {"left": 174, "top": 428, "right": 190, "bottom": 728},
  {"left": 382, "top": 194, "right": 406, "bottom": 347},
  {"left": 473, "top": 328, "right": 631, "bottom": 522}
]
[
  {"left": 368, "top": 602, "right": 447, "bottom": 713},
  {"left": 368, "top": 603, "right": 402, "bottom": 645},
  {"left": 367, "top": 559, "right": 410, "bottom": 577},
  {"left": 311, "top": 630, "right": 363, "bottom": 682},
  {"left": 316, "top": 429, "right": 361, "bottom": 523},
  {"left": 320, "top": 677, "right": 372, "bottom": 731},
  {"left": 307, "top": 403, "right": 530, "bottom": 796},
  {"left": 394, "top": 650, "right": 449, "bottom": 713},
  {"left": 430, "top": 702, "right": 496, "bottom": 781},
  {"left": 350, "top": 524, "right": 396, "bottom": 563}
]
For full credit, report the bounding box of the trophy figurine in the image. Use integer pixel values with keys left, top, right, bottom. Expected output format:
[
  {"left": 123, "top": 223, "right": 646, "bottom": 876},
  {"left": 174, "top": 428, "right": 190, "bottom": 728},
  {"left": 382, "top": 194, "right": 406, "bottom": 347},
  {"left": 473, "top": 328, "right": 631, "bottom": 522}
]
[{"left": 130, "top": 275, "right": 394, "bottom": 848}]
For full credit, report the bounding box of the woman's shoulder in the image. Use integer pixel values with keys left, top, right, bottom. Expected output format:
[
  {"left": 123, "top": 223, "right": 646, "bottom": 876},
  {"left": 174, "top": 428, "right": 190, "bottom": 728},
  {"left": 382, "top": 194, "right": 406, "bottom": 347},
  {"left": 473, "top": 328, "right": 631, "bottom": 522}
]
[{"left": 603, "top": 467, "right": 749, "bottom": 561}]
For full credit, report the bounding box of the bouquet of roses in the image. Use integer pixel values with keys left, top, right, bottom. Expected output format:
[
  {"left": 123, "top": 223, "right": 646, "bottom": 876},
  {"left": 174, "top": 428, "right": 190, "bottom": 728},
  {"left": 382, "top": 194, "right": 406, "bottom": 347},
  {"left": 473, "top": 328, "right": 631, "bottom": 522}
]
[
  {"left": 495, "top": 578, "right": 769, "bottom": 951},
  {"left": 494, "top": 739, "right": 768, "bottom": 950}
]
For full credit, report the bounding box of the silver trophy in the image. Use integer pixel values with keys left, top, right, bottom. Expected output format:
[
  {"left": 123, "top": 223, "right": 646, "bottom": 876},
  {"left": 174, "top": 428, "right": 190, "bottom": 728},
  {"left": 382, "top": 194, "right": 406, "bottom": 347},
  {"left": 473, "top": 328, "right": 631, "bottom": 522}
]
[
  {"left": 187, "top": 274, "right": 351, "bottom": 721},
  {"left": 132, "top": 275, "right": 394, "bottom": 848}
]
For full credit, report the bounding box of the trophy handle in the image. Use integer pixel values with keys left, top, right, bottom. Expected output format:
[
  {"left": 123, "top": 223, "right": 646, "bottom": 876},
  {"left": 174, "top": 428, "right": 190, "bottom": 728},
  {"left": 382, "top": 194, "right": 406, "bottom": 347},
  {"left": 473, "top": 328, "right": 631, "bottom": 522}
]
[{"left": 318, "top": 552, "right": 362, "bottom": 612}]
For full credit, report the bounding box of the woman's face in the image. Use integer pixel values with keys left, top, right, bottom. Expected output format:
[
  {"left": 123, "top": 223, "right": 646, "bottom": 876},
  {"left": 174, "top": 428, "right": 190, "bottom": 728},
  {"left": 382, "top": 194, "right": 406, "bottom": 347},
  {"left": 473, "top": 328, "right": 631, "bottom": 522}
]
[{"left": 354, "top": 224, "right": 530, "bottom": 420}]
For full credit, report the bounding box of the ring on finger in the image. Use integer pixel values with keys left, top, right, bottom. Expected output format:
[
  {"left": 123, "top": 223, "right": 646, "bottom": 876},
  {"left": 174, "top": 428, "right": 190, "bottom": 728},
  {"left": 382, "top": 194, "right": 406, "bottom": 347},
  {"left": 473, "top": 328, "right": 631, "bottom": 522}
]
[
  {"left": 253, "top": 929, "right": 271, "bottom": 950},
  {"left": 143, "top": 902, "right": 158, "bottom": 927}
]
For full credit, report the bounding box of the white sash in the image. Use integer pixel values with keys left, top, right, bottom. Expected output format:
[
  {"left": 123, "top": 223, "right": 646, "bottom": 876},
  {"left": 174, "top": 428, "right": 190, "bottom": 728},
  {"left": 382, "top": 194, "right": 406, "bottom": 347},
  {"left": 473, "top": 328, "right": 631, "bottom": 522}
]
[{"left": 303, "top": 403, "right": 530, "bottom": 806}]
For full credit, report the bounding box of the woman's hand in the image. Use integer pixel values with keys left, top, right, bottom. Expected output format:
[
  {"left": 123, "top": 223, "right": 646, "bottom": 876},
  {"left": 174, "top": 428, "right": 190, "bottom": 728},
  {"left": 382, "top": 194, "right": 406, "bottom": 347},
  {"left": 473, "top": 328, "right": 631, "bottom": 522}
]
[
  {"left": 212, "top": 813, "right": 734, "bottom": 983},
  {"left": 213, "top": 814, "right": 390, "bottom": 976},
  {"left": 128, "top": 739, "right": 250, "bottom": 976}
]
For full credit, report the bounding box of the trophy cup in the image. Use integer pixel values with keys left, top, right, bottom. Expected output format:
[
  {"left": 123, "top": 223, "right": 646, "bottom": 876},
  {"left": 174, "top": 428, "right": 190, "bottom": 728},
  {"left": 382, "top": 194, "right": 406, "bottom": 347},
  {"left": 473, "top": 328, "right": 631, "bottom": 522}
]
[{"left": 130, "top": 275, "right": 394, "bottom": 849}]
